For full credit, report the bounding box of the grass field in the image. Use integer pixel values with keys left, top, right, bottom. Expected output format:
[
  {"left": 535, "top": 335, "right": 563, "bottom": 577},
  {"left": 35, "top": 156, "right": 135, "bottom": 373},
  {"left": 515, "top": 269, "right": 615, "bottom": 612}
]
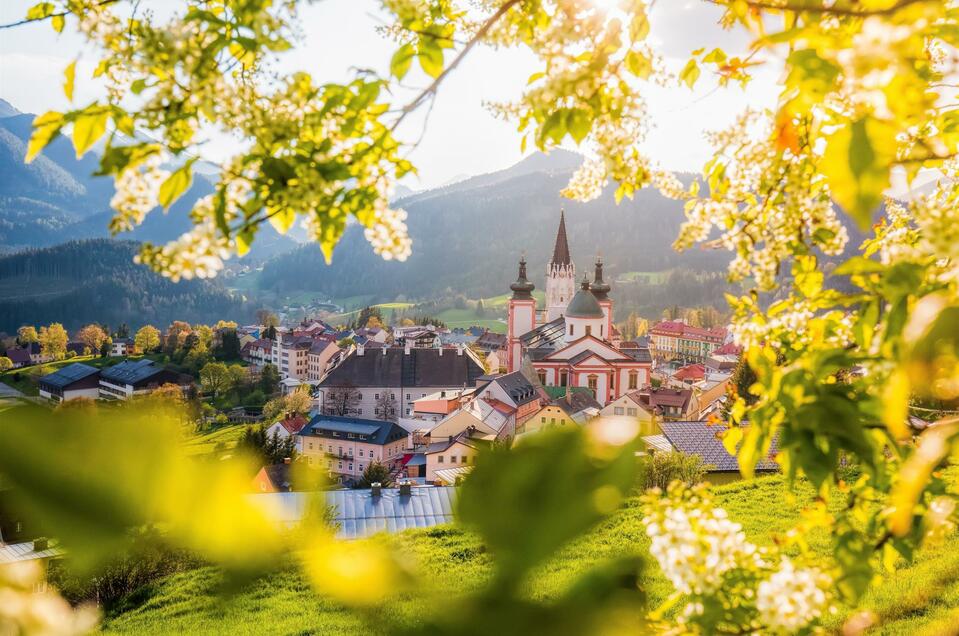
[
  {"left": 101, "top": 473, "right": 959, "bottom": 635},
  {"left": 184, "top": 424, "right": 250, "bottom": 457}
]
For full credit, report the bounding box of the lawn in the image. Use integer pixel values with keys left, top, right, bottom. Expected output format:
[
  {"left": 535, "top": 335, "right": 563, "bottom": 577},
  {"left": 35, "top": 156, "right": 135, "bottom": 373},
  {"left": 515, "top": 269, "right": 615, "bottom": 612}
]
[
  {"left": 100, "top": 473, "right": 959, "bottom": 635},
  {"left": 184, "top": 424, "right": 251, "bottom": 457}
]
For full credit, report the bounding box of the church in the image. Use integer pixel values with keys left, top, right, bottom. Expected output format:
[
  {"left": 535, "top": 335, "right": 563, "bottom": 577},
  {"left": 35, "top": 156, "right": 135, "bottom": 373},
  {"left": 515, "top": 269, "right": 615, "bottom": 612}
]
[{"left": 506, "top": 211, "right": 652, "bottom": 406}]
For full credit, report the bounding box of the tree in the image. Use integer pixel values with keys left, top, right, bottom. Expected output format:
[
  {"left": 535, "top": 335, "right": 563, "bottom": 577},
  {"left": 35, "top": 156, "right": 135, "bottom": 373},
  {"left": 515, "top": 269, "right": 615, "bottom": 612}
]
[
  {"left": 38, "top": 323, "right": 68, "bottom": 360},
  {"left": 259, "top": 364, "right": 280, "bottom": 395},
  {"left": 358, "top": 462, "right": 391, "bottom": 488},
  {"left": 324, "top": 383, "right": 360, "bottom": 417},
  {"left": 17, "top": 326, "right": 37, "bottom": 345},
  {"left": 238, "top": 426, "right": 297, "bottom": 466},
  {"left": 262, "top": 388, "right": 313, "bottom": 421},
  {"left": 199, "top": 362, "right": 231, "bottom": 398},
  {"left": 475, "top": 299, "right": 486, "bottom": 318},
  {"left": 374, "top": 392, "right": 398, "bottom": 421},
  {"left": 114, "top": 323, "right": 130, "bottom": 339},
  {"left": 256, "top": 310, "right": 280, "bottom": 329},
  {"left": 134, "top": 325, "right": 161, "bottom": 353},
  {"left": 77, "top": 324, "right": 109, "bottom": 353},
  {"left": 263, "top": 325, "right": 278, "bottom": 341},
  {"left": 0, "top": 357, "right": 12, "bottom": 372}
]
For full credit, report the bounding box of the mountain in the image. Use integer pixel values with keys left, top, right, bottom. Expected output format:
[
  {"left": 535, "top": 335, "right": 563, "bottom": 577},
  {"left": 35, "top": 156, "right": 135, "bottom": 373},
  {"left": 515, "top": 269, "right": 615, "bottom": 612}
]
[
  {"left": 0, "top": 239, "right": 251, "bottom": 333},
  {"left": 257, "top": 157, "right": 733, "bottom": 303},
  {"left": 0, "top": 100, "right": 298, "bottom": 261}
]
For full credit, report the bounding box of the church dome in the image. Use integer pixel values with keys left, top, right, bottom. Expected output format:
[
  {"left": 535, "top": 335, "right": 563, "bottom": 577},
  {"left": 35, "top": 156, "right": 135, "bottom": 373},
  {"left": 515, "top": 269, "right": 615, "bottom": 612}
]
[{"left": 565, "top": 277, "right": 605, "bottom": 318}]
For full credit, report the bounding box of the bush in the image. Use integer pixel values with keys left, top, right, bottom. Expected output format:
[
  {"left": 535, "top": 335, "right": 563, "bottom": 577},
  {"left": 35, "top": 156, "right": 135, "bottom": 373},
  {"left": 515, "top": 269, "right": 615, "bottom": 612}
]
[
  {"left": 48, "top": 529, "right": 199, "bottom": 611},
  {"left": 637, "top": 451, "right": 707, "bottom": 492}
]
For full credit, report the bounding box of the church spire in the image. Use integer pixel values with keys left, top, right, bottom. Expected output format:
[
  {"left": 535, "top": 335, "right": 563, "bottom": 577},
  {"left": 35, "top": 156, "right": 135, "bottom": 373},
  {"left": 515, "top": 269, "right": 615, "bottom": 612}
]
[
  {"left": 590, "top": 254, "right": 611, "bottom": 300},
  {"left": 550, "top": 209, "right": 571, "bottom": 266},
  {"left": 510, "top": 255, "right": 535, "bottom": 299}
]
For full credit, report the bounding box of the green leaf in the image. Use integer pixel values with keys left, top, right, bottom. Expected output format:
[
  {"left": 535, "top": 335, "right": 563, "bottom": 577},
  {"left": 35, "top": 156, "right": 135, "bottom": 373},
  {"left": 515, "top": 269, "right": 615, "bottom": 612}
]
[
  {"left": 63, "top": 60, "right": 76, "bottom": 101},
  {"left": 418, "top": 39, "right": 444, "bottom": 78},
  {"left": 390, "top": 43, "right": 415, "bottom": 80},
  {"left": 540, "top": 109, "right": 568, "bottom": 147},
  {"left": 567, "top": 109, "right": 591, "bottom": 144},
  {"left": 679, "top": 58, "right": 700, "bottom": 88},
  {"left": 158, "top": 159, "right": 196, "bottom": 210},
  {"left": 626, "top": 51, "right": 652, "bottom": 79},
  {"left": 72, "top": 108, "right": 110, "bottom": 158},
  {"left": 25, "top": 111, "right": 63, "bottom": 163},
  {"left": 822, "top": 117, "right": 896, "bottom": 229},
  {"left": 458, "top": 427, "right": 638, "bottom": 579},
  {"left": 721, "top": 426, "right": 743, "bottom": 457}
]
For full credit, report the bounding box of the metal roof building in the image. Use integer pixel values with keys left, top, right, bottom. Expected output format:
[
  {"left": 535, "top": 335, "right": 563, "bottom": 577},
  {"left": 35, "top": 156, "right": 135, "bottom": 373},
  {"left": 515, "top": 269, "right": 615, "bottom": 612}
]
[{"left": 249, "top": 486, "right": 458, "bottom": 539}]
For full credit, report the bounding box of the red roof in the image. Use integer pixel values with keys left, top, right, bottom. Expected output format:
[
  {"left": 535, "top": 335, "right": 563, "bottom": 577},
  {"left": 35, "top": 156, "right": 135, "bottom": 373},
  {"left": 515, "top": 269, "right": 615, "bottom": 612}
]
[
  {"left": 712, "top": 342, "right": 742, "bottom": 355},
  {"left": 278, "top": 414, "right": 309, "bottom": 435},
  {"left": 483, "top": 398, "right": 517, "bottom": 415},
  {"left": 673, "top": 363, "right": 706, "bottom": 382},
  {"left": 650, "top": 321, "right": 726, "bottom": 342}
]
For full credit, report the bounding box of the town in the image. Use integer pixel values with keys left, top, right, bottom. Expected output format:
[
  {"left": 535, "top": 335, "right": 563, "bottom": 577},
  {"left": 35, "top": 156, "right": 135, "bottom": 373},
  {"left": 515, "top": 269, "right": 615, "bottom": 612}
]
[{"left": 1, "top": 213, "right": 751, "bottom": 548}]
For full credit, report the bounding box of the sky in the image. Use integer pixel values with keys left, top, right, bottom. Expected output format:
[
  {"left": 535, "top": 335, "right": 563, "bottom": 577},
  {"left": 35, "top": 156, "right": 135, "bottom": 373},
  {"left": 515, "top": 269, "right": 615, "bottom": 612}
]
[{"left": 0, "top": 0, "right": 782, "bottom": 189}]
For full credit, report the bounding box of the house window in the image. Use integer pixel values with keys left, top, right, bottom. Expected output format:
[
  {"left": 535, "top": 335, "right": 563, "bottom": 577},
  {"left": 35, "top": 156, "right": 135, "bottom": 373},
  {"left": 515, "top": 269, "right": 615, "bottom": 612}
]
[
  {"left": 627, "top": 407, "right": 637, "bottom": 416},
  {"left": 629, "top": 371, "right": 638, "bottom": 390},
  {"left": 451, "top": 456, "right": 457, "bottom": 463},
  {"left": 461, "top": 456, "right": 467, "bottom": 464},
  {"left": 614, "top": 407, "right": 624, "bottom": 415},
  {"left": 349, "top": 463, "right": 353, "bottom": 471},
  {"left": 406, "top": 393, "right": 411, "bottom": 400},
  {"left": 308, "top": 442, "right": 314, "bottom": 449},
  {"left": 369, "top": 450, "right": 374, "bottom": 458},
  {"left": 438, "top": 455, "right": 444, "bottom": 463},
  {"left": 338, "top": 462, "right": 343, "bottom": 469},
  {"left": 390, "top": 393, "right": 395, "bottom": 399},
  {"left": 375, "top": 393, "right": 380, "bottom": 399},
  {"left": 550, "top": 417, "right": 556, "bottom": 425},
  {"left": 541, "top": 416, "right": 546, "bottom": 423}
]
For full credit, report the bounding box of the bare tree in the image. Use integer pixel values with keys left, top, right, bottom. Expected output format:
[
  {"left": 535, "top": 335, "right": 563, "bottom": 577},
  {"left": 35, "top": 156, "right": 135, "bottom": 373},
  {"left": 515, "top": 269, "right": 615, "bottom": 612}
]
[
  {"left": 374, "top": 392, "right": 398, "bottom": 421},
  {"left": 323, "top": 382, "right": 360, "bottom": 417}
]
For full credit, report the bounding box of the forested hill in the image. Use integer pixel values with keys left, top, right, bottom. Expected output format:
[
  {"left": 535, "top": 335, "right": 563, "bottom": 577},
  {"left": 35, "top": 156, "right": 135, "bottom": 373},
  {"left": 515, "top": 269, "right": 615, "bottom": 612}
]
[
  {"left": 257, "top": 161, "right": 732, "bottom": 300},
  {"left": 0, "top": 240, "right": 250, "bottom": 332}
]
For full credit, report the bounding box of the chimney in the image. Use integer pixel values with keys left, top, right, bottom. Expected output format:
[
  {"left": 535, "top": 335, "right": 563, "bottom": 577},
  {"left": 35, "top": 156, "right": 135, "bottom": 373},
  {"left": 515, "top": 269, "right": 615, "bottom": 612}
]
[
  {"left": 357, "top": 345, "right": 365, "bottom": 356},
  {"left": 371, "top": 482, "right": 382, "bottom": 498},
  {"left": 457, "top": 344, "right": 463, "bottom": 356},
  {"left": 283, "top": 457, "right": 291, "bottom": 464},
  {"left": 404, "top": 344, "right": 411, "bottom": 355},
  {"left": 399, "top": 481, "right": 412, "bottom": 497},
  {"left": 438, "top": 347, "right": 443, "bottom": 356}
]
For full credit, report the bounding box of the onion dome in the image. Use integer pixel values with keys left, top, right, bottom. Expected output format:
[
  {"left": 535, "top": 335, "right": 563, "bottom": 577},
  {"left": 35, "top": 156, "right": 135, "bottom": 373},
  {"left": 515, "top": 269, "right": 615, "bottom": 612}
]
[
  {"left": 566, "top": 275, "right": 604, "bottom": 318},
  {"left": 510, "top": 256, "right": 535, "bottom": 299},
  {"left": 590, "top": 256, "right": 611, "bottom": 301}
]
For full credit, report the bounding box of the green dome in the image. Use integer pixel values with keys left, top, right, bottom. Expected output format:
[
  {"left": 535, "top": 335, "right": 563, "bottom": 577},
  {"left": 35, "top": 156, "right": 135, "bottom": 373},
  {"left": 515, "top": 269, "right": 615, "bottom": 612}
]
[{"left": 566, "top": 278, "right": 604, "bottom": 318}]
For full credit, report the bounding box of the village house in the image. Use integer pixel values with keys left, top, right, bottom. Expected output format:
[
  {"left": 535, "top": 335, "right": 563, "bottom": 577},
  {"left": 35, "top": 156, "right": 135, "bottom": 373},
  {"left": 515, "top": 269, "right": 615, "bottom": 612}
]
[
  {"left": 273, "top": 334, "right": 312, "bottom": 380},
  {"left": 649, "top": 320, "right": 727, "bottom": 365},
  {"left": 241, "top": 338, "right": 273, "bottom": 369},
  {"left": 298, "top": 415, "right": 409, "bottom": 482},
  {"left": 315, "top": 344, "right": 485, "bottom": 419},
  {"left": 265, "top": 413, "right": 310, "bottom": 442},
  {"left": 4, "top": 346, "right": 33, "bottom": 368},
  {"left": 252, "top": 458, "right": 294, "bottom": 493},
  {"left": 98, "top": 359, "right": 191, "bottom": 400},
  {"left": 423, "top": 432, "right": 484, "bottom": 483},
  {"left": 37, "top": 363, "right": 101, "bottom": 402},
  {"left": 306, "top": 340, "right": 344, "bottom": 382},
  {"left": 110, "top": 337, "right": 134, "bottom": 357}
]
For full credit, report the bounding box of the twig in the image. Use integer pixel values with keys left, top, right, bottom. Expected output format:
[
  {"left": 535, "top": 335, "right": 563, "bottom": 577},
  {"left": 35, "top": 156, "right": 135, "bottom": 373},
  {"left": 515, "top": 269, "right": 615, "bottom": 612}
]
[
  {"left": 714, "top": 0, "right": 927, "bottom": 17},
  {"left": 0, "top": 0, "right": 121, "bottom": 30}
]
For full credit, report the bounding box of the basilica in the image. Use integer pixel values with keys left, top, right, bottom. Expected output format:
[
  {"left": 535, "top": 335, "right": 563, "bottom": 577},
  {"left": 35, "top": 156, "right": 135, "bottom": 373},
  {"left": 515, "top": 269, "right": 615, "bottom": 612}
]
[{"left": 506, "top": 211, "right": 652, "bottom": 406}]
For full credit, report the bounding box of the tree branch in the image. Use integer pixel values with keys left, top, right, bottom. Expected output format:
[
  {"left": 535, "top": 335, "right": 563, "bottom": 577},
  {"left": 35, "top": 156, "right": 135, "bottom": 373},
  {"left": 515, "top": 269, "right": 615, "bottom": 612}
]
[
  {"left": 0, "top": 0, "right": 121, "bottom": 30},
  {"left": 390, "top": 0, "right": 522, "bottom": 132}
]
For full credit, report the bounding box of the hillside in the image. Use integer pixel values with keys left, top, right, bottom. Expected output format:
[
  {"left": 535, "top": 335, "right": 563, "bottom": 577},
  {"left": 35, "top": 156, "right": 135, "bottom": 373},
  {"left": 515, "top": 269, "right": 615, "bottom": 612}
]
[
  {"left": 0, "top": 239, "right": 250, "bottom": 332},
  {"left": 101, "top": 475, "right": 959, "bottom": 635},
  {"left": 0, "top": 100, "right": 297, "bottom": 261},
  {"left": 257, "top": 154, "right": 733, "bottom": 303}
]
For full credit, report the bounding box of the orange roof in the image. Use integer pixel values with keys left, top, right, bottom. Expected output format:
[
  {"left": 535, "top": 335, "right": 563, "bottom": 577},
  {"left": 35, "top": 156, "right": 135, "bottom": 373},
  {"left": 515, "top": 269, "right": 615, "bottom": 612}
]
[
  {"left": 483, "top": 398, "right": 517, "bottom": 415},
  {"left": 673, "top": 364, "right": 706, "bottom": 381}
]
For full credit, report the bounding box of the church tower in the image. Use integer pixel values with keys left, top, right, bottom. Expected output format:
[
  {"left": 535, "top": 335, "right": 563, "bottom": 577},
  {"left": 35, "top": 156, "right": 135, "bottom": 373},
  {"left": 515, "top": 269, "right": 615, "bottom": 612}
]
[
  {"left": 507, "top": 256, "right": 536, "bottom": 373},
  {"left": 545, "top": 210, "right": 576, "bottom": 322},
  {"left": 590, "top": 256, "right": 614, "bottom": 341}
]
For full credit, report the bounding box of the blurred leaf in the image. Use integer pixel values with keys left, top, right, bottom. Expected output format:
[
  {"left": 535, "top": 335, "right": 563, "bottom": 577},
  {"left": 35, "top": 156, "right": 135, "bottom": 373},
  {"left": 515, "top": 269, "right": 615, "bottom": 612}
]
[
  {"left": 881, "top": 369, "right": 911, "bottom": 442},
  {"left": 458, "top": 426, "right": 638, "bottom": 581},
  {"left": 63, "top": 60, "right": 76, "bottom": 101},
  {"left": 390, "top": 43, "right": 415, "bottom": 80},
  {"left": 25, "top": 111, "right": 64, "bottom": 163},
  {"left": 679, "top": 59, "right": 700, "bottom": 88},
  {"left": 72, "top": 108, "right": 110, "bottom": 159},
  {"left": 158, "top": 158, "right": 196, "bottom": 210},
  {"left": 822, "top": 117, "right": 896, "bottom": 229}
]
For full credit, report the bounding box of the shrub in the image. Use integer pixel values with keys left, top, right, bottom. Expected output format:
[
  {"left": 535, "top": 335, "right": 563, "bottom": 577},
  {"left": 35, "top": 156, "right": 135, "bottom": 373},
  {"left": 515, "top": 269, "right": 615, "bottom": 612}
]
[{"left": 638, "top": 451, "right": 707, "bottom": 492}]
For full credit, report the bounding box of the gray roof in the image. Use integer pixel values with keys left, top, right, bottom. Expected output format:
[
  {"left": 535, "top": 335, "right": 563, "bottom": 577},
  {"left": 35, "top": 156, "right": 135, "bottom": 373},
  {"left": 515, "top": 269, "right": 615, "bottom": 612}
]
[
  {"left": 658, "top": 421, "right": 779, "bottom": 472},
  {"left": 320, "top": 347, "right": 484, "bottom": 389},
  {"left": 38, "top": 363, "right": 99, "bottom": 388},
  {"left": 489, "top": 371, "right": 539, "bottom": 407},
  {"left": 249, "top": 487, "right": 458, "bottom": 539},
  {"left": 100, "top": 359, "right": 161, "bottom": 385},
  {"left": 623, "top": 347, "right": 653, "bottom": 363},
  {"left": 0, "top": 541, "right": 63, "bottom": 564},
  {"left": 301, "top": 415, "right": 407, "bottom": 446},
  {"left": 566, "top": 282, "right": 605, "bottom": 318},
  {"left": 519, "top": 317, "right": 565, "bottom": 349}
]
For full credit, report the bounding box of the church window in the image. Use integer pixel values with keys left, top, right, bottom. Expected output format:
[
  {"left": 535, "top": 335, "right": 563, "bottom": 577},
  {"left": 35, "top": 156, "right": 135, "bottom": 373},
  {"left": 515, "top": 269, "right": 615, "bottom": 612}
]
[
  {"left": 560, "top": 370, "right": 568, "bottom": 387},
  {"left": 629, "top": 371, "right": 639, "bottom": 390},
  {"left": 585, "top": 325, "right": 592, "bottom": 337},
  {"left": 569, "top": 324, "right": 574, "bottom": 336},
  {"left": 587, "top": 375, "right": 598, "bottom": 397},
  {"left": 537, "top": 370, "right": 546, "bottom": 385}
]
